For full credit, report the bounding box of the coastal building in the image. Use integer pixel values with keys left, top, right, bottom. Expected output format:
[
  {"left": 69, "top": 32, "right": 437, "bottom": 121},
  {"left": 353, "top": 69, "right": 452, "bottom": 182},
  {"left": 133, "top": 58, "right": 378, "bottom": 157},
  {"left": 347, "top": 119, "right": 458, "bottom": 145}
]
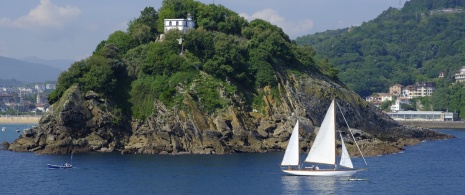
[
  {"left": 365, "top": 95, "right": 381, "bottom": 107},
  {"left": 35, "top": 84, "right": 45, "bottom": 93},
  {"left": 366, "top": 93, "right": 392, "bottom": 102},
  {"left": 36, "top": 93, "right": 48, "bottom": 104},
  {"left": 390, "top": 98, "right": 411, "bottom": 112},
  {"left": 402, "top": 85, "right": 416, "bottom": 98},
  {"left": 400, "top": 82, "right": 435, "bottom": 99},
  {"left": 416, "top": 82, "right": 435, "bottom": 97},
  {"left": 18, "top": 87, "right": 33, "bottom": 93},
  {"left": 379, "top": 93, "right": 393, "bottom": 102},
  {"left": 455, "top": 66, "right": 465, "bottom": 82},
  {"left": 36, "top": 103, "right": 49, "bottom": 113},
  {"left": 45, "top": 84, "right": 56, "bottom": 90},
  {"left": 163, "top": 13, "right": 195, "bottom": 33},
  {"left": 387, "top": 111, "right": 459, "bottom": 121},
  {"left": 389, "top": 84, "right": 403, "bottom": 96}
]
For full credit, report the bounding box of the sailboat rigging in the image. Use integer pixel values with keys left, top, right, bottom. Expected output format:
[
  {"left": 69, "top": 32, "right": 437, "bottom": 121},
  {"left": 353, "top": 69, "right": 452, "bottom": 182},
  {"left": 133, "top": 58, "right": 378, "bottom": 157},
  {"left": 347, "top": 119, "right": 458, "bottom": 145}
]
[{"left": 280, "top": 99, "right": 367, "bottom": 176}]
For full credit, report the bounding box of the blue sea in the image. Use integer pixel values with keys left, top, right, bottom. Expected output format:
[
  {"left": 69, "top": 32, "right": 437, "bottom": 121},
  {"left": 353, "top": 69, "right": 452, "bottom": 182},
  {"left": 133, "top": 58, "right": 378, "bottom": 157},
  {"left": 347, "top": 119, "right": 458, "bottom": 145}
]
[{"left": 1, "top": 124, "right": 464, "bottom": 194}]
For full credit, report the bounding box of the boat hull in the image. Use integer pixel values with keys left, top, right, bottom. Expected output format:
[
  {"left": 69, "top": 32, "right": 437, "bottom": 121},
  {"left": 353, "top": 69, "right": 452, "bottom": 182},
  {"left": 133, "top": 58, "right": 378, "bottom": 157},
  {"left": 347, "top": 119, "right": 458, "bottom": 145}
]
[
  {"left": 282, "top": 169, "right": 357, "bottom": 177},
  {"left": 47, "top": 164, "right": 72, "bottom": 169}
]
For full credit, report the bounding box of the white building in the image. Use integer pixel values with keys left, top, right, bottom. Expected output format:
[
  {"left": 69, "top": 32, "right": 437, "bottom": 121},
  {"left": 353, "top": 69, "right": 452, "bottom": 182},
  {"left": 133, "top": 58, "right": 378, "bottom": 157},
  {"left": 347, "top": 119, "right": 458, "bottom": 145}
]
[
  {"left": 35, "top": 84, "right": 45, "bottom": 93},
  {"left": 390, "top": 98, "right": 411, "bottom": 112},
  {"left": 455, "top": 66, "right": 465, "bottom": 82},
  {"left": 36, "top": 104, "right": 48, "bottom": 113},
  {"left": 45, "top": 84, "right": 56, "bottom": 90},
  {"left": 18, "top": 87, "right": 33, "bottom": 93},
  {"left": 379, "top": 93, "right": 393, "bottom": 102},
  {"left": 401, "top": 82, "right": 435, "bottom": 99},
  {"left": 387, "top": 111, "right": 459, "bottom": 121},
  {"left": 164, "top": 13, "right": 195, "bottom": 33}
]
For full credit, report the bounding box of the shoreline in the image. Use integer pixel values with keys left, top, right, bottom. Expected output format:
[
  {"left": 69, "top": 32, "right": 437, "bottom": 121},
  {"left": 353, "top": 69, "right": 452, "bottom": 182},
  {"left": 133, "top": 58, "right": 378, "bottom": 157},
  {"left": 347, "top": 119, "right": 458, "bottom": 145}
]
[
  {"left": 0, "top": 116, "right": 41, "bottom": 124},
  {"left": 2, "top": 117, "right": 462, "bottom": 129},
  {"left": 398, "top": 121, "right": 465, "bottom": 129}
]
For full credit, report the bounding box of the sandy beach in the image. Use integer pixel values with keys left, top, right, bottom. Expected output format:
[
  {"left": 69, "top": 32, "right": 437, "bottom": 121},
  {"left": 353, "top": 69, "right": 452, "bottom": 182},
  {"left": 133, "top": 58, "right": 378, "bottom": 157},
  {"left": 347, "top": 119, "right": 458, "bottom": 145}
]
[{"left": 0, "top": 116, "right": 41, "bottom": 124}]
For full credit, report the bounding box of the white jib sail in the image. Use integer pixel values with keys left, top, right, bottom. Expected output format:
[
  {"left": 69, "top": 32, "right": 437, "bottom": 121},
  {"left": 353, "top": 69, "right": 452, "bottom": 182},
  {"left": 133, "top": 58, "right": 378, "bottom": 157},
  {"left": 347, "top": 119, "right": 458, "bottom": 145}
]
[
  {"left": 339, "top": 133, "right": 354, "bottom": 169},
  {"left": 281, "top": 121, "right": 300, "bottom": 166},
  {"left": 305, "top": 100, "right": 336, "bottom": 165}
]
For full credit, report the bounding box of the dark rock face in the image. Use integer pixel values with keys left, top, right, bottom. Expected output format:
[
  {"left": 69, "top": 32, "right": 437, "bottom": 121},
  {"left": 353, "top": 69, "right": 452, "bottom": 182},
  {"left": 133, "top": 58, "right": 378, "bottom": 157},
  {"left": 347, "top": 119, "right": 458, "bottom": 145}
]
[
  {"left": 8, "top": 85, "right": 131, "bottom": 154},
  {"left": 8, "top": 71, "right": 453, "bottom": 155}
]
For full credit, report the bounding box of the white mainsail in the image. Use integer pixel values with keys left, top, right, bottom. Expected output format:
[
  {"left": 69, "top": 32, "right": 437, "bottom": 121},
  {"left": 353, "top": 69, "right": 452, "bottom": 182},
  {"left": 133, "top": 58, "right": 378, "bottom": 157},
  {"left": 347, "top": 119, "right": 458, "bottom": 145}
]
[
  {"left": 305, "top": 100, "right": 336, "bottom": 165},
  {"left": 280, "top": 99, "right": 367, "bottom": 176},
  {"left": 339, "top": 133, "right": 354, "bottom": 169},
  {"left": 281, "top": 121, "right": 300, "bottom": 166}
]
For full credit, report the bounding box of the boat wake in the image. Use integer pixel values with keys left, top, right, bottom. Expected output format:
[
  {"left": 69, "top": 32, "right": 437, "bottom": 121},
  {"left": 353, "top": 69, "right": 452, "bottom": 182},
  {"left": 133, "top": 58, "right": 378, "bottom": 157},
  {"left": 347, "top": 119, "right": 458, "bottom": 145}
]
[{"left": 347, "top": 176, "right": 367, "bottom": 181}]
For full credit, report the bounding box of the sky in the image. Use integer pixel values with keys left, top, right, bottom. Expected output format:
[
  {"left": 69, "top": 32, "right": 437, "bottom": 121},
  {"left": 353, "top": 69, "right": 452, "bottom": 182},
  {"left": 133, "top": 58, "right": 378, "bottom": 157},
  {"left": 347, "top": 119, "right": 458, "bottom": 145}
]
[{"left": 0, "top": 0, "right": 404, "bottom": 61}]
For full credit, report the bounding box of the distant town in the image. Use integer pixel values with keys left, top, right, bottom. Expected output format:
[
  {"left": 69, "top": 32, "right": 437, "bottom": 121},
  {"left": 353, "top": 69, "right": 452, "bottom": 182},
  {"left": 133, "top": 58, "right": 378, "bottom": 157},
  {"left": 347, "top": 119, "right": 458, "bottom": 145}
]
[
  {"left": 365, "top": 66, "right": 465, "bottom": 122},
  {"left": 0, "top": 82, "right": 55, "bottom": 116},
  {"left": 2, "top": 66, "right": 465, "bottom": 122}
]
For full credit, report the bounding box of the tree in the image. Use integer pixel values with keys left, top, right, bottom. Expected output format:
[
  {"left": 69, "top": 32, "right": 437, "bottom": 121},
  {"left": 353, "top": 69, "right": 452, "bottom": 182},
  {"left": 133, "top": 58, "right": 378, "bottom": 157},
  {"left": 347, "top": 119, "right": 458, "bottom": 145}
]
[
  {"left": 218, "top": 15, "right": 248, "bottom": 35},
  {"left": 105, "top": 31, "right": 134, "bottom": 55},
  {"left": 128, "top": 6, "right": 159, "bottom": 45},
  {"left": 183, "top": 27, "right": 215, "bottom": 61},
  {"left": 317, "top": 57, "right": 340, "bottom": 80},
  {"left": 380, "top": 100, "right": 393, "bottom": 111}
]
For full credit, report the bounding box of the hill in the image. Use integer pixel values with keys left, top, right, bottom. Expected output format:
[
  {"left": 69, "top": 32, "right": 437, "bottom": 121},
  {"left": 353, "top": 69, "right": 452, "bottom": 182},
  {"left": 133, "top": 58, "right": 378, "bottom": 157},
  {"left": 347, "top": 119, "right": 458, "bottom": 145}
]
[
  {"left": 21, "top": 56, "right": 74, "bottom": 71},
  {"left": 8, "top": 0, "right": 451, "bottom": 155},
  {"left": 0, "top": 56, "right": 62, "bottom": 82},
  {"left": 295, "top": 0, "right": 465, "bottom": 98}
]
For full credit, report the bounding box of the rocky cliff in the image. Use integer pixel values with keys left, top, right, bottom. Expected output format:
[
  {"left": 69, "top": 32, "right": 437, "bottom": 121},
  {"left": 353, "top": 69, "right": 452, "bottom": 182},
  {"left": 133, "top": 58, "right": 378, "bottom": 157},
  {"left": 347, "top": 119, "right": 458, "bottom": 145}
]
[{"left": 8, "top": 68, "right": 453, "bottom": 156}]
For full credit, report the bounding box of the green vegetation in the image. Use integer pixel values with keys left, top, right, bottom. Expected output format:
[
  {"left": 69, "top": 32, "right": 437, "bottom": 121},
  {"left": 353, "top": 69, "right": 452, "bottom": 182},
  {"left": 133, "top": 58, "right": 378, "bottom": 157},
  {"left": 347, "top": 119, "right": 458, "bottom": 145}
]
[
  {"left": 431, "top": 81, "right": 465, "bottom": 118},
  {"left": 295, "top": 0, "right": 465, "bottom": 117},
  {"left": 296, "top": 0, "right": 465, "bottom": 97},
  {"left": 48, "top": 0, "right": 327, "bottom": 121}
]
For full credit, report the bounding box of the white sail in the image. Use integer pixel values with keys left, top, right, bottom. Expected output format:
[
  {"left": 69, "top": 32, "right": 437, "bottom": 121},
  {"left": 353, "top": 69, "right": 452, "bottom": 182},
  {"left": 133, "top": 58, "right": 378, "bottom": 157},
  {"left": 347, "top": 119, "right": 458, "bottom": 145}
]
[
  {"left": 281, "top": 121, "right": 300, "bottom": 166},
  {"left": 339, "top": 134, "right": 354, "bottom": 169},
  {"left": 305, "top": 100, "right": 336, "bottom": 165}
]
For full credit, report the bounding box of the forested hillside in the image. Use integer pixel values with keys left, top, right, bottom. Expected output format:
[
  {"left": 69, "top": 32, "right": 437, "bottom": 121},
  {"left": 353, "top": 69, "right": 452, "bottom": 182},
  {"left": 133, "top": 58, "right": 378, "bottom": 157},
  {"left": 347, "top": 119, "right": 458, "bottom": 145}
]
[
  {"left": 9, "top": 0, "right": 453, "bottom": 155},
  {"left": 48, "top": 0, "right": 327, "bottom": 122},
  {"left": 296, "top": 0, "right": 465, "bottom": 117}
]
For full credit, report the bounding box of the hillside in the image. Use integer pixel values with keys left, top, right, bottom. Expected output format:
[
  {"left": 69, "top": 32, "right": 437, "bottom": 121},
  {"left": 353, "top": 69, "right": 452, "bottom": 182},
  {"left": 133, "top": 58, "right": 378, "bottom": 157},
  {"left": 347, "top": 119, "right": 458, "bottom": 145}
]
[
  {"left": 296, "top": 0, "right": 465, "bottom": 98},
  {"left": 21, "top": 56, "right": 74, "bottom": 71},
  {"left": 8, "top": 0, "right": 451, "bottom": 155},
  {"left": 0, "top": 56, "right": 62, "bottom": 82}
]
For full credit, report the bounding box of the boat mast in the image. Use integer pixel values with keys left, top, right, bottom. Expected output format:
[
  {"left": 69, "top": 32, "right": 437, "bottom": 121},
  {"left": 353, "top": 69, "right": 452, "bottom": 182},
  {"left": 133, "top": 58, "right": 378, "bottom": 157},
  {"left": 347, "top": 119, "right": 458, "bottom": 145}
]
[
  {"left": 332, "top": 99, "right": 337, "bottom": 169},
  {"left": 336, "top": 101, "right": 368, "bottom": 166}
]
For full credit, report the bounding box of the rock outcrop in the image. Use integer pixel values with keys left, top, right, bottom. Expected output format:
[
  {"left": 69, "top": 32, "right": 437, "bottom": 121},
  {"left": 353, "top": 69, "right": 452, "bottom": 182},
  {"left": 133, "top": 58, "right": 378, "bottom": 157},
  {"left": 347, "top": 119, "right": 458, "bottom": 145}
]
[
  {"left": 8, "top": 70, "right": 453, "bottom": 156},
  {"left": 9, "top": 85, "right": 130, "bottom": 154}
]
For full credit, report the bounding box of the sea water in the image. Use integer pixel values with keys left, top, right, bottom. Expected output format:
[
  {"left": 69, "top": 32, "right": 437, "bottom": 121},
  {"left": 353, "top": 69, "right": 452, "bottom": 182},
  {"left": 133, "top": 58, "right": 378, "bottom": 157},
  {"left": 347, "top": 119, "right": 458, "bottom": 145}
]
[{"left": 1, "top": 124, "right": 464, "bottom": 194}]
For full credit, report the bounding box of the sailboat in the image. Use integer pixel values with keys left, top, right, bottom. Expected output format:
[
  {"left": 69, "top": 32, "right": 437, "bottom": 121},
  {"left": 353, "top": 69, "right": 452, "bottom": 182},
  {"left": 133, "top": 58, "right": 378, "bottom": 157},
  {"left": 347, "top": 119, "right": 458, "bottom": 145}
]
[
  {"left": 1, "top": 127, "right": 5, "bottom": 132},
  {"left": 280, "top": 99, "right": 367, "bottom": 176}
]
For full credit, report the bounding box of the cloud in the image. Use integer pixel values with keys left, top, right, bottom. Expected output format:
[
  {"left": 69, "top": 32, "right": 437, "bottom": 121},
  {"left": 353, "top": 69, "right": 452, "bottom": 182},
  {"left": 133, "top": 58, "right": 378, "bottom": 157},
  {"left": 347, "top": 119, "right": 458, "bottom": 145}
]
[
  {"left": 240, "top": 8, "right": 314, "bottom": 38},
  {"left": 0, "top": 0, "right": 80, "bottom": 30}
]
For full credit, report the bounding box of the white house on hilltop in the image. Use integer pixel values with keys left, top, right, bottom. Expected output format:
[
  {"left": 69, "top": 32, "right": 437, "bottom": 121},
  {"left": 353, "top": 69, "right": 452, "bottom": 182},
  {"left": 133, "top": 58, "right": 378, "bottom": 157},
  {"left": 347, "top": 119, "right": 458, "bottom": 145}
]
[{"left": 164, "top": 13, "right": 196, "bottom": 33}]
